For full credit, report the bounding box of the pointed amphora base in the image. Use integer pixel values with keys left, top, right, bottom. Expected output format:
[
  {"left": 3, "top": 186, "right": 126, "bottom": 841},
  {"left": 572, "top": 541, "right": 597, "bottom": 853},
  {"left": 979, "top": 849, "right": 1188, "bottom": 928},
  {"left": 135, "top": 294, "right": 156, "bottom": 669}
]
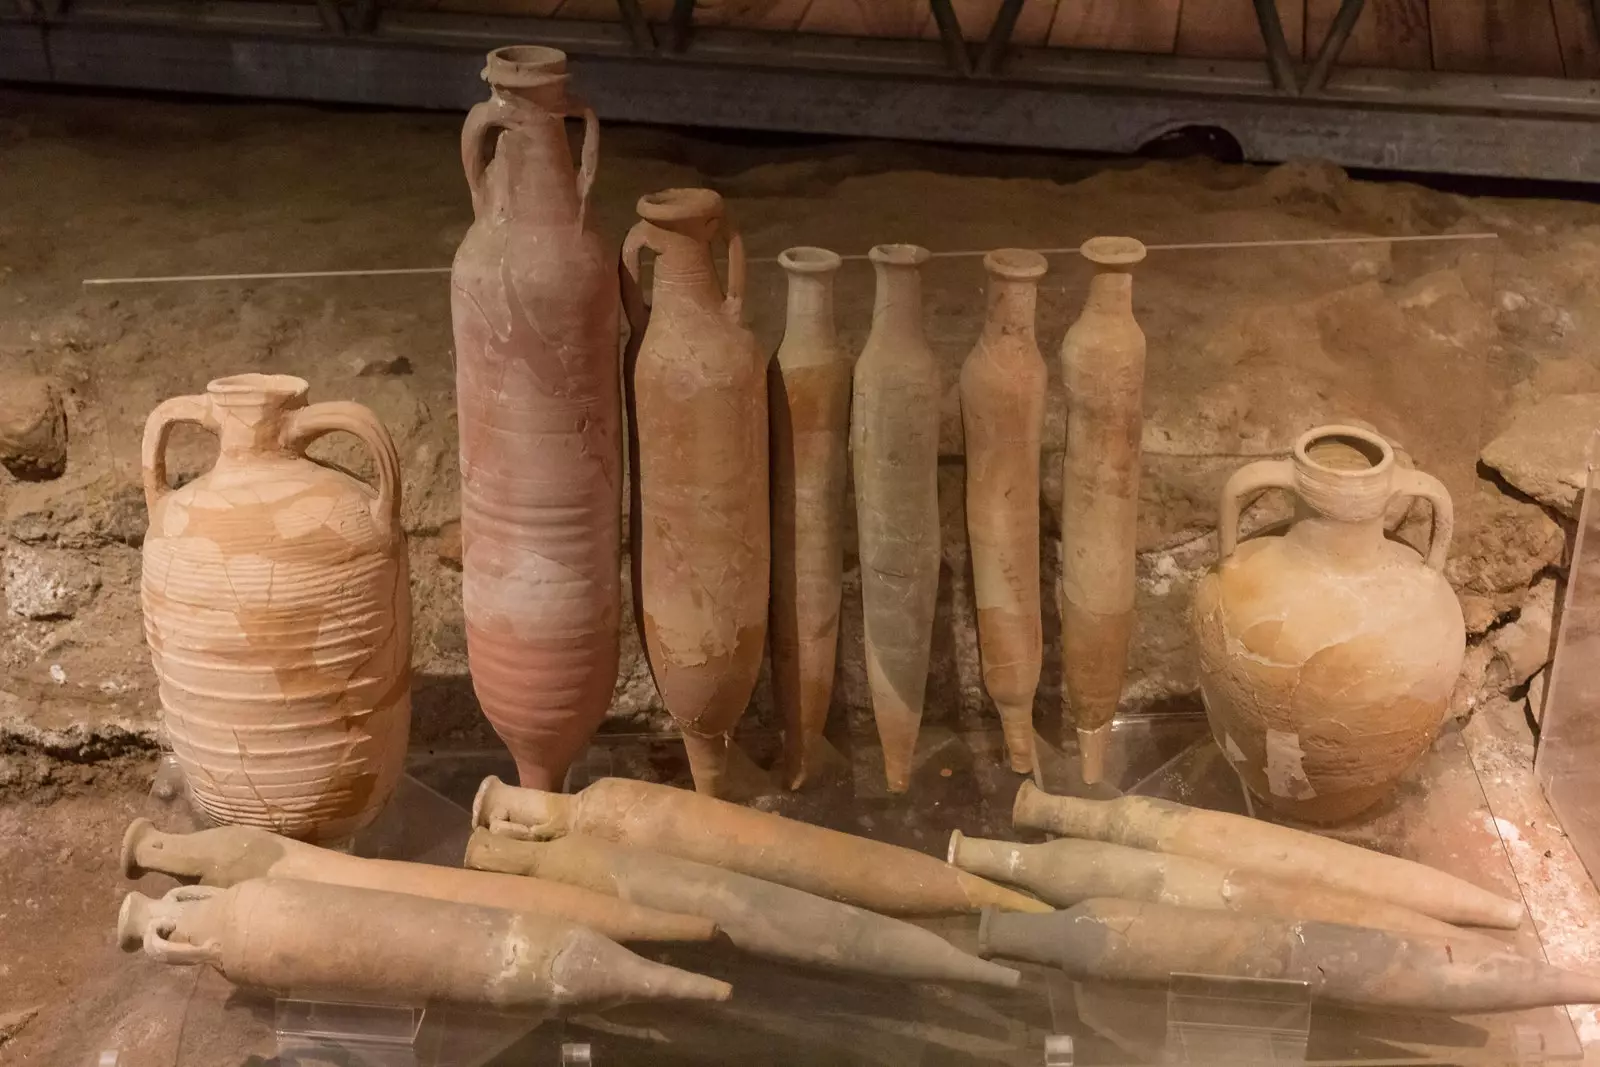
[
  {"left": 784, "top": 731, "right": 849, "bottom": 791},
  {"left": 682, "top": 731, "right": 775, "bottom": 801},
  {"left": 996, "top": 702, "right": 1037, "bottom": 775}
]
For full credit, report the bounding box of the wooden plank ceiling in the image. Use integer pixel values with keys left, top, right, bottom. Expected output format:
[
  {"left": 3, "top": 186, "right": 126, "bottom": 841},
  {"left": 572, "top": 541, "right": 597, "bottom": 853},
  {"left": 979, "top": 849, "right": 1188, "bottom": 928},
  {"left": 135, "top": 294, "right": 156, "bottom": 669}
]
[{"left": 407, "top": 0, "right": 1600, "bottom": 78}]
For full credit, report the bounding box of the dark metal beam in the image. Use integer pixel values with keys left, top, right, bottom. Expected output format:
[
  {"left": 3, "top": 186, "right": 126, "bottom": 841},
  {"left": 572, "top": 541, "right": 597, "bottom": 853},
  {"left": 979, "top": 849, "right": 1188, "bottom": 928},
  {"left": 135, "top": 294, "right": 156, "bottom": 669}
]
[
  {"left": 1251, "top": 0, "right": 1300, "bottom": 94},
  {"left": 10, "top": 17, "right": 1600, "bottom": 182},
  {"left": 927, "top": 0, "right": 971, "bottom": 76},
  {"left": 1301, "top": 0, "right": 1366, "bottom": 95},
  {"left": 976, "top": 0, "right": 1023, "bottom": 77}
]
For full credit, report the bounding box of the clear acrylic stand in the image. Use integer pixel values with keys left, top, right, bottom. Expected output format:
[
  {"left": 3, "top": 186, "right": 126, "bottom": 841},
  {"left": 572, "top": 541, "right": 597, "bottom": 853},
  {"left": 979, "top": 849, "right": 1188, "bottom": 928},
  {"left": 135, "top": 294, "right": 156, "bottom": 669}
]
[
  {"left": 274, "top": 998, "right": 426, "bottom": 1066},
  {"left": 1537, "top": 428, "right": 1600, "bottom": 887},
  {"left": 1164, "top": 973, "right": 1312, "bottom": 1066}
]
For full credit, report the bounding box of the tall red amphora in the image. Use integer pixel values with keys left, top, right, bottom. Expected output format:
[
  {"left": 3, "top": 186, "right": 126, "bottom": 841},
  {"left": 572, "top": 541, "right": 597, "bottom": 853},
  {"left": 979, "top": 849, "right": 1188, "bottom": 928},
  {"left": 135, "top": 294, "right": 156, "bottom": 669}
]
[
  {"left": 451, "top": 45, "right": 622, "bottom": 790},
  {"left": 622, "top": 188, "right": 770, "bottom": 797},
  {"left": 141, "top": 374, "right": 410, "bottom": 843}
]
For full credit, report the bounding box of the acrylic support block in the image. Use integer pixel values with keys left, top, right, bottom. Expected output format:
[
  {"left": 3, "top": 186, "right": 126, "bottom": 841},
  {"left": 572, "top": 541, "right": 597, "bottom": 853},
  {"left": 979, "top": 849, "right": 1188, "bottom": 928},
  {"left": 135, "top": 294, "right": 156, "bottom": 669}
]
[
  {"left": 1164, "top": 973, "right": 1312, "bottom": 1066},
  {"left": 274, "top": 997, "right": 425, "bottom": 1067}
]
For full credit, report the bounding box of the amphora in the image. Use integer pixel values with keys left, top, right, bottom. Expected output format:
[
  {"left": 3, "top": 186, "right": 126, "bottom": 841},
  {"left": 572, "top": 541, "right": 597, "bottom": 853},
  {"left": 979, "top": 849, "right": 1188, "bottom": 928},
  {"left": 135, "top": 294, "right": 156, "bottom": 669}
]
[
  {"left": 141, "top": 374, "right": 409, "bottom": 842},
  {"left": 1192, "top": 425, "right": 1466, "bottom": 823},
  {"left": 622, "top": 188, "right": 769, "bottom": 797},
  {"left": 452, "top": 44, "right": 622, "bottom": 790}
]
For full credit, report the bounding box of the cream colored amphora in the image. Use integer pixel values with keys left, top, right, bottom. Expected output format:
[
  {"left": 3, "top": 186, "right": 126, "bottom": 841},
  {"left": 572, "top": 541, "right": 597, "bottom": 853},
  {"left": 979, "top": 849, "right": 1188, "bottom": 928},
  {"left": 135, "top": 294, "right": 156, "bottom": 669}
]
[
  {"left": 1192, "top": 426, "right": 1465, "bottom": 824},
  {"left": 141, "top": 374, "right": 410, "bottom": 842}
]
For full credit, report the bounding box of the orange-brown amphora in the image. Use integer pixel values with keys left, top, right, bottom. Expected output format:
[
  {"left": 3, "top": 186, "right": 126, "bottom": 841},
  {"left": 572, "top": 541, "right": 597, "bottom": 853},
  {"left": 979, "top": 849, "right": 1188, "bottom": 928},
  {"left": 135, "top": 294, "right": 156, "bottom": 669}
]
[
  {"left": 451, "top": 45, "right": 622, "bottom": 790},
  {"left": 622, "top": 188, "right": 770, "bottom": 797},
  {"left": 140, "top": 374, "right": 410, "bottom": 842}
]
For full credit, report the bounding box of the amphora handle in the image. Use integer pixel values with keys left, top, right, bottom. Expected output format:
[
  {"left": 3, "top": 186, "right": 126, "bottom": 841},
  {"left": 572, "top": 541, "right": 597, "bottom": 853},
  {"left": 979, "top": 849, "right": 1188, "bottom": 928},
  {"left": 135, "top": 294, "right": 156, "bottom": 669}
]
[
  {"left": 1389, "top": 468, "right": 1454, "bottom": 571},
  {"left": 462, "top": 95, "right": 599, "bottom": 224},
  {"left": 719, "top": 218, "right": 746, "bottom": 322},
  {"left": 1217, "top": 458, "right": 1295, "bottom": 560},
  {"left": 141, "top": 394, "right": 215, "bottom": 514},
  {"left": 282, "top": 401, "right": 404, "bottom": 533},
  {"left": 620, "top": 222, "right": 652, "bottom": 341}
]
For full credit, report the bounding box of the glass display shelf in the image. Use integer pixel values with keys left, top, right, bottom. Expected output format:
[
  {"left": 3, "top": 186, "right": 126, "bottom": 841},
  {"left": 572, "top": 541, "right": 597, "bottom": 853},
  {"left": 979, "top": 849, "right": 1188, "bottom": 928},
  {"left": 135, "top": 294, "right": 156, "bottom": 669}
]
[{"left": 143, "top": 707, "right": 1581, "bottom": 1066}]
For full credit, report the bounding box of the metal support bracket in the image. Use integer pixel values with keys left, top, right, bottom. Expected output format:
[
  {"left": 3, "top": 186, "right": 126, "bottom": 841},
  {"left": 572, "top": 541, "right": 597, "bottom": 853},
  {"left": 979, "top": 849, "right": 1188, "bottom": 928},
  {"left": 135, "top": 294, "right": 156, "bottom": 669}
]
[
  {"left": 666, "top": 0, "right": 693, "bottom": 53},
  {"left": 614, "top": 0, "right": 655, "bottom": 52},
  {"left": 976, "top": 0, "right": 1023, "bottom": 76},
  {"left": 927, "top": 0, "right": 972, "bottom": 76},
  {"left": 1251, "top": 0, "right": 1300, "bottom": 93},
  {"left": 1301, "top": 0, "right": 1365, "bottom": 94}
]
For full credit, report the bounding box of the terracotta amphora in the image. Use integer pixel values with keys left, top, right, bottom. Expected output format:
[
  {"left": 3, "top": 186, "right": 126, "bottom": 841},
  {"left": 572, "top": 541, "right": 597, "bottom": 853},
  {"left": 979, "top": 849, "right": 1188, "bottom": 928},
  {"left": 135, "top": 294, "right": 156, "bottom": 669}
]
[
  {"left": 947, "top": 830, "right": 1464, "bottom": 939},
  {"left": 121, "top": 818, "right": 718, "bottom": 943},
  {"left": 1012, "top": 781, "right": 1522, "bottom": 928},
  {"left": 769, "top": 246, "right": 851, "bottom": 789},
  {"left": 852, "top": 244, "right": 941, "bottom": 794},
  {"left": 474, "top": 775, "right": 1051, "bottom": 916},
  {"left": 141, "top": 374, "right": 409, "bottom": 843},
  {"left": 465, "top": 829, "right": 1020, "bottom": 987},
  {"left": 959, "top": 249, "right": 1048, "bottom": 773},
  {"left": 622, "top": 188, "right": 770, "bottom": 798},
  {"left": 451, "top": 45, "right": 621, "bottom": 792},
  {"left": 979, "top": 901, "right": 1600, "bottom": 1014},
  {"left": 118, "top": 879, "right": 731, "bottom": 1010},
  {"left": 1059, "top": 236, "right": 1146, "bottom": 785},
  {"left": 1192, "top": 425, "right": 1467, "bottom": 824}
]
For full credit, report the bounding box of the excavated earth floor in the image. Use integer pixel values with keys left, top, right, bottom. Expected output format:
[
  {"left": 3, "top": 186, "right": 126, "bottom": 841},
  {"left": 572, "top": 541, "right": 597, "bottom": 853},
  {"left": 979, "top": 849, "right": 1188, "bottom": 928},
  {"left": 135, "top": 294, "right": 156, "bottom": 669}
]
[{"left": 4, "top": 87, "right": 1600, "bottom": 1063}]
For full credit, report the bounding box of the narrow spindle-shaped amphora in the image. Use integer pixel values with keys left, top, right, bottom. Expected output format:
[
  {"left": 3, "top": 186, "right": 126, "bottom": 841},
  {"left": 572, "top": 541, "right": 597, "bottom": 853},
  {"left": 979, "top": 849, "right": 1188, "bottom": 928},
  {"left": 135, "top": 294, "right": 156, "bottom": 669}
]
[
  {"left": 475, "top": 775, "right": 1051, "bottom": 916},
  {"left": 452, "top": 46, "right": 621, "bottom": 791},
  {"left": 117, "top": 880, "right": 731, "bottom": 1010},
  {"left": 770, "top": 246, "right": 851, "bottom": 789},
  {"left": 1012, "top": 782, "right": 1523, "bottom": 928},
  {"left": 979, "top": 901, "right": 1600, "bottom": 1013},
  {"left": 1060, "top": 237, "right": 1147, "bottom": 784},
  {"left": 960, "top": 249, "right": 1048, "bottom": 773},
  {"left": 466, "top": 829, "right": 1020, "bottom": 986},
  {"left": 121, "top": 818, "right": 718, "bottom": 943},
  {"left": 141, "top": 374, "right": 409, "bottom": 843},
  {"left": 623, "top": 188, "right": 769, "bottom": 797},
  {"left": 852, "top": 244, "right": 942, "bottom": 794}
]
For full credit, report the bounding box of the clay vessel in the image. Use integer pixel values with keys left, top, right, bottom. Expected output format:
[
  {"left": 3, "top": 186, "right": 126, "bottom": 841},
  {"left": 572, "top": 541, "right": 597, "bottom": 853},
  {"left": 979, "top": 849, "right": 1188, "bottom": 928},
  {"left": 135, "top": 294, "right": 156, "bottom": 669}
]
[
  {"left": 474, "top": 775, "right": 1050, "bottom": 916},
  {"left": 141, "top": 374, "right": 409, "bottom": 843},
  {"left": 467, "top": 828, "right": 1019, "bottom": 987},
  {"left": 852, "top": 244, "right": 942, "bottom": 793},
  {"left": 118, "top": 879, "right": 731, "bottom": 1009},
  {"left": 959, "top": 249, "right": 1048, "bottom": 773},
  {"left": 1192, "top": 425, "right": 1466, "bottom": 823},
  {"left": 770, "top": 246, "right": 852, "bottom": 789},
  {"left": 948, "top": 830, "right": 1464, "bottom": 939},
  {"left": 451, "top": 45, "right": 621, "bottom": 792},
  {"left": 1013, "top": 781, "right": 1522, "bottom": 928},
  {"left": 1059, "top": 237, "right": 1146, "bottom": 784},
  {"left": 979, "top": 900, "right": 1600, "bottom": 1013},
  {"left": 121, "top": 818, "right": 716, "bottom": 943},
  {"left": 622, "top": 188, "right": 769, "bottom": 797}
]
